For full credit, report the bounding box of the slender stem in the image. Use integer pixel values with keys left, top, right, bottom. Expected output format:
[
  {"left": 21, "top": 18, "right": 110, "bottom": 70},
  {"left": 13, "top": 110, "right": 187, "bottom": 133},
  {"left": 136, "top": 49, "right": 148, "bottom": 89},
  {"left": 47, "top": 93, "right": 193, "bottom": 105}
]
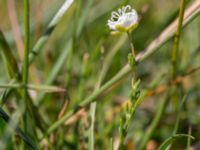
[
  {"left": 127, "top": 31, "right": 135, "bottom": 58},
  {"left": 0, "top": 83, "right": 65, "bottom": 93},
  {"left": 171, "top": 0, "right": 186, "bottom": 78},
  {"left": 89, "top": 102, "right": 96, "bottom": 150},
  {"left": 23, "top": 0, "right": 30, "bottom": 133},
  {"left": 170, "top": 0, "right": 186, "bottom": 127},
  {"left": 110, "top": 138, "right": 114, "bottom": 150},
  {"left": 0, "top": 83, "right": 20, "bottom": 89},
  {"left": 187, "top": 126, "right": 192, "bottom": 150}
]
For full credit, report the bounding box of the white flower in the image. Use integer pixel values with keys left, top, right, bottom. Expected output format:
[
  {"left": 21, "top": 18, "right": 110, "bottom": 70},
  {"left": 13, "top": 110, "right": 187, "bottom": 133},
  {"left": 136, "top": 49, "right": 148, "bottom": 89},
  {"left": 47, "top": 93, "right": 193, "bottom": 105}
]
[{"left": 107, "top": 5, "right": 139, "bottom": 34}]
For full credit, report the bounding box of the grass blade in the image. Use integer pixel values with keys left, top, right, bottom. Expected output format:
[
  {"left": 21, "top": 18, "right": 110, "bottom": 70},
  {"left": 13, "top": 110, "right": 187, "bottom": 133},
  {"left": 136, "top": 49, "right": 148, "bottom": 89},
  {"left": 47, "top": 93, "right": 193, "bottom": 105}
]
[
  {"left": 0, "top": 108, "right": 37, "bottom": 150},
  {"left": 0, "top": 30, "right": 19, "bottom": 79},
  {"left": 35, "top": 40, "right": 72, "bottom": 105},
  {"left": 0, "top": 83, "right": 65, "bottom": 93},
  {"left": 158, "top": 134, "right": 194, "bottom": 150},
  {"left": 29, "top": 0, "right": 74, "bottom": 64},
  {"left": 166, "top": 95, "right": 188, "bottom": 150}
]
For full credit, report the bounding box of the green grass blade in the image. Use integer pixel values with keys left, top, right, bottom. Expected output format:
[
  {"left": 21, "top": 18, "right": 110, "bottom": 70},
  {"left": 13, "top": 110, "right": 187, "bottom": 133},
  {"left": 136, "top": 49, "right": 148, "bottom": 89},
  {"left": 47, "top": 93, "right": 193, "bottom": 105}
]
[
  {"left": 76, "top": 0, "right": 94, "bottom": 37},
  {"left": 166, "top": 95, "right": 188, "bottom": 150},
  {"left": 171, "top": 0, "right": 186, "bottom": 78},
  {"left": 0, "top": 108, "right": 37, "bottom": 150},
  {"left": 88, "top": 102, "right": 96, "bottom": 150},
  {"left": 35, "top": 40, "right": 72, "bottom": 105},
  {"left": 0, "top": 83, "right": 65, "bottom": 92},
  {"left": 36, "top": 0, "right": 94, "bottom": 105},
  {"left": 29, "top": 0, "right": 74, "bottom": 64},
  {"left": 0, "top": 30, "right": 19, "bottom": 79},
  {"left": 158, "top": 134, "right": 194, "bottom": 150}
]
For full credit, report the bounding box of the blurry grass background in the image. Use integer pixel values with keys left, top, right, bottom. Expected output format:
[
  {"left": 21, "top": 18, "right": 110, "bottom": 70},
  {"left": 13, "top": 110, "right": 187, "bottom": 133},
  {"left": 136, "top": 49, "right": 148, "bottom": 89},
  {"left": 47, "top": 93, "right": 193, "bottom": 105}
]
[{"left": 0, "top": 0, "right": 200, "bottom": 149}]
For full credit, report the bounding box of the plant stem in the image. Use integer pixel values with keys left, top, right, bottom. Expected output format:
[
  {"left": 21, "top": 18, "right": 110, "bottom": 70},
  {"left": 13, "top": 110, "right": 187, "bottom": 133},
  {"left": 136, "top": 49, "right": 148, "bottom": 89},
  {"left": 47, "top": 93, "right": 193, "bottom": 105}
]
[
  {"left": 170, "top": 0, "right": 186, "bottom": 129},
  {"left": 89, "top": 102, "right": 96, "bottom": 150},
  {"left": 23, "top": 0, "right": 30, "bottom": 134},
  {"left": 187, "top": 126, "right": 192, "bottom": 150},
  {"left": 127, "top": 31, "right": 136, "bottom": 59},
  {"left": 171, "top": 0, "right": 186, "bottom": 79}
]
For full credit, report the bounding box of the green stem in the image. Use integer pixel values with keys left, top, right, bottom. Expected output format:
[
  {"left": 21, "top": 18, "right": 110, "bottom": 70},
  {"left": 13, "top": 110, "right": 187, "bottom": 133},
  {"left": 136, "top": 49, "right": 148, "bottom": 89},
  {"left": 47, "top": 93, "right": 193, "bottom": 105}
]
[
  {"left": 170, "top": 0, "right": 186, "bottom": 130},
  {"left": 187, "top": 126, "right": 192, "bottom": 150},
  {"left": 0, "top": 83, "right": 20, "bottom": 89},
  {"left": 23, "top": 0, "right": 30, "bottom": 137},
  {"left": 0, "top": 83, "right": 65, "bottom": 92},
  {"left": 89, "top": 102, "right": 96, "bottom": 150},
  {"left": 127, "top": 31, "right": 136, "bottom": 59},
  {"left": 23, "top": 0, "right": 30, "bottom": 90},
  {"left": 171, "top": 0, "right": 186, "bottom": 78}
]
